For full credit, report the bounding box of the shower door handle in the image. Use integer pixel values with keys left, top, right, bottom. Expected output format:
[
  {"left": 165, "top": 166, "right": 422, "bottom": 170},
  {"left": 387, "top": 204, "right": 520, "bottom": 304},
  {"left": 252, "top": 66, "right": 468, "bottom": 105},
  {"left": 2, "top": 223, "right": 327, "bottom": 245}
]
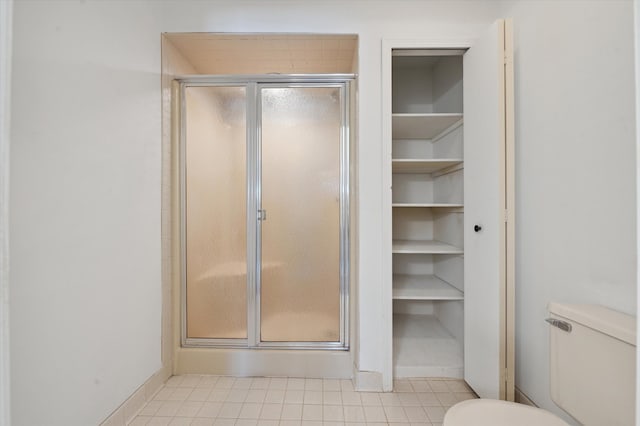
[{"left": 258, "top": 209, "right": 267, "bottom": 221}]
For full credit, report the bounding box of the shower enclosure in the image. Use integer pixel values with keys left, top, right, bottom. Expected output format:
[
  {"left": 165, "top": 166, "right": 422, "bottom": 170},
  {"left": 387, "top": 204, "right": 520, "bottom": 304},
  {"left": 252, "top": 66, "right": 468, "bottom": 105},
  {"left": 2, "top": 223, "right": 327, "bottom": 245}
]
[{"left": 178, "top": 75, "right": 353, "bottom": 350}]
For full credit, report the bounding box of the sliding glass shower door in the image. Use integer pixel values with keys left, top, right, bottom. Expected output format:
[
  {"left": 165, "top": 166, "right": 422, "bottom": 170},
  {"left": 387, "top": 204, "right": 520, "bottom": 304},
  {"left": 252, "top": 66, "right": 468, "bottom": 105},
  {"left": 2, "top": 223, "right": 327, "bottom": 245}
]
[{"left": 180, "top": 77, "right": 351, "bottom": 349}]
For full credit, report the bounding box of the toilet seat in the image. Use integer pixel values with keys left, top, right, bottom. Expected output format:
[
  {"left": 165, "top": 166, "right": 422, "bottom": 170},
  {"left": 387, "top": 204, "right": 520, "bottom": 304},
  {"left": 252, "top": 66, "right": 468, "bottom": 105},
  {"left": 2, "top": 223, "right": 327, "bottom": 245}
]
[{"left": 444, "top": 399, "right": 570, "bottom": 426}]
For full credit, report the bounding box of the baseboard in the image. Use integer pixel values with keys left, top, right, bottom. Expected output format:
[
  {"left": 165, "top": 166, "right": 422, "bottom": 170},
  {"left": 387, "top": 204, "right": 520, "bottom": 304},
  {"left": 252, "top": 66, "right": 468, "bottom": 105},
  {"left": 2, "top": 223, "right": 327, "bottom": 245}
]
[
  {"left": 353, "top": 369, "right": 383, "bottom": 392},
  {"left": 100, "top": 365, "right": 172, "bottom": 426},
  {"left": 515, "top": 386, "right": 537, "bottom": 407}
]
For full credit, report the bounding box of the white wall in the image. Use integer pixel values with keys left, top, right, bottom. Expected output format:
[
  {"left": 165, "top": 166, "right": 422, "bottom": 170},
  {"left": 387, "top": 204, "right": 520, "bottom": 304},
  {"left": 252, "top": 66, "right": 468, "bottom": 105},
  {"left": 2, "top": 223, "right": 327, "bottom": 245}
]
[
  {"left": 9, "top": 0, "right": 636, "bottom": 425},
  {"left": 0, "top": 0, "right": 13, "bottom": 424},
  {"left": 10, "top": 2, "right": 164, "bottom": 425},
  {"left": 636, "top": 0, "right": 640, "bottom": 421},
  {"left": 501, "top": 1, "right": 637, "bottom": 423}
]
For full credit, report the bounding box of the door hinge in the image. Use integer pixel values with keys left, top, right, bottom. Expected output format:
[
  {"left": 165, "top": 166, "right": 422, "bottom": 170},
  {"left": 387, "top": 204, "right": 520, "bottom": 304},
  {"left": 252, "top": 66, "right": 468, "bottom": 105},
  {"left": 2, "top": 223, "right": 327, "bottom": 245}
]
[
  {"left": 504, "top": 51, "right": 512, "bottom": 66},
  {"left": 501, "top": 367, "right": 509, "bottom": 383},
  {"left": 504, "top": 209, "right": 508, "bottom": 223}
]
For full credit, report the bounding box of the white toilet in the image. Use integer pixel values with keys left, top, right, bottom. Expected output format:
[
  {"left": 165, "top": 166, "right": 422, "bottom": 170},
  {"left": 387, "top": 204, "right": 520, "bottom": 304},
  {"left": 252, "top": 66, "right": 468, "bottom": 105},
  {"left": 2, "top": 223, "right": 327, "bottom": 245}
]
[{"left": 444, "top": 302, "right": 636, "bottom": 426}]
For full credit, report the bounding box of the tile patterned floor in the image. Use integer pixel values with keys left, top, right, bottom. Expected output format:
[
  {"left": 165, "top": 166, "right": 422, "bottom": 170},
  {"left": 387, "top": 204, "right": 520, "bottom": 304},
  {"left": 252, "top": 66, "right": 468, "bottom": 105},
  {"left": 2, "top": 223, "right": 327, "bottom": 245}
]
[{"left": 128, "top": 376, "right": 477, "bottom": 426}]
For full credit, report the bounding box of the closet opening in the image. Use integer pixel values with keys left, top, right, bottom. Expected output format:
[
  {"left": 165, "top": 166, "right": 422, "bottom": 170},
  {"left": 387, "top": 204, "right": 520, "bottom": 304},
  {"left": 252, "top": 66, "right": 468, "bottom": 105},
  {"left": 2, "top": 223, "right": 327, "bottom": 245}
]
[
  {"left": 382, "top": 20, "right": 515, "bottom": 398},
  {"left": 390, "top": 49, "right": 466, "bottom": 378}
]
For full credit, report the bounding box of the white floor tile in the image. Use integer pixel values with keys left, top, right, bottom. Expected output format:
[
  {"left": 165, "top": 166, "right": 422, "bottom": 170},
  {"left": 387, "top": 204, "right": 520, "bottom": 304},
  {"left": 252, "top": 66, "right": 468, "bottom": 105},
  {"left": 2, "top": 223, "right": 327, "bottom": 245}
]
[
  {"left": 262, "top": 389, "right": 284, "bottom": 404},
  {"left": 323, "top": 405, "right": 344, "bottom": 422},
  {"left": 259, "top": 403, "right": 283, "bottom": 420},
  {"left": 383, "top": 406, "right": 408, "bottom": 423},
  {"left": 198, "top": 376, "right": 220, "bottom": 389},
  {"left": 403, "top": 406, "right": 428, "bottom": 422},
  {"left": 323, "top": 379, "right": 341, "bottom": 392},
  {"left": 280, "top": 420, "right": 302, "bottom": 426},
  {"left": 268, "top": 378, "right": 288, "bottom": 390},
  {"left": 281, "top": 404, "right": 303, "bottom": 420},
  {"left": 424, "top": 406, "right": 446, "bottom": 423},
  {"left": 305, "top": 379, "right": 323, "bottom": 391},
  {"left": 147, "top": 418, "right": 171, "bottom": 426},
  {"left": 155, "top": 401, "right": 181, "bottom": 417},
  {"left": 360, "top": 393, "right": 382, "bottom": 406},
  {"left": 196, "top": 402, "right": 222, "bottom": 418},
  {"left": 343, "top": 406, "right": 366, "bottom": 422},
  {"left": 175, "top": 401, "right": 203, "bottom": 417},
  {"left": 302, "top": 404, "right": 323, "bottom": 421},
  {"left": 182, "top": 375, "right": 203, "bottom": 388},
  {"left": 284, "top": 390, "right": 305, "bottom": 404},
  {"left": 246, "top": 389, "right": 268, "bottom": 403},
  {"left": 235, "top": 419, "right": 258, "bottom": 426},
  {"left": 133, "top": 374, "right": 477, "bottom": 426},
  {"left": 239, "top": 403, "right": 263, "bottom": 419},
  {"left": 251, "top": 378, "right": 271, "bottom": 390},
  {"left": 426, "top": 380, "right": 449, "bottom": 393},
  {"left": 188, "top": 388, "right": 212, "bottom": 402},
  {"left": 339, "top": 380, "right": 354, "bottom": 392},
  {"left": 323, "top": 391, "right": 342, "bottom": 405},
  {"left": 288, "top": 378, "right": 306, "bottom": 390},
  {"left": 363, "top": 406, "right": 386, "bottom": 422},
  {"left": 215, "top": 378, "right": 236, "bottom": 390},
  {"left": 234, "top": 378, "right": 254, "bottom": 390},
  {"left": 129, "top": 416, "right": 151, "bottom": 426},
  {"left": 208, "top": 389, "right": 230, "bottom": 402},
  {"left": 227, "top": 389, "right": 250, "bottom": 403},
  {"left": 380, "top": 393, "right": 402, "bottom": 407},
  {"left": 304, "top": 391, "right": 323, "bottom": 405},
  {"left": 168, "top": 417, "right": 193, "bottom": 426},
  {"left": 340, "top": 392, "right": 361, "bottom": 406},
  {"left": 218, "top": 402, "right": 243, "bottom": 418},
  {"left": 191, "top": 418, "right": 215, "bottom": 426}
]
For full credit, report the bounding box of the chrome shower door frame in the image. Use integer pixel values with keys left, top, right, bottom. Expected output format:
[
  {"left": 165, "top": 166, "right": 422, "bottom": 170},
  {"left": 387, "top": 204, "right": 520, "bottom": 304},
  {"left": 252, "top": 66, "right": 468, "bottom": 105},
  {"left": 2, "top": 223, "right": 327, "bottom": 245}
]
[{"left": 178, "top": 75, "right": 353, "bottom": 350}]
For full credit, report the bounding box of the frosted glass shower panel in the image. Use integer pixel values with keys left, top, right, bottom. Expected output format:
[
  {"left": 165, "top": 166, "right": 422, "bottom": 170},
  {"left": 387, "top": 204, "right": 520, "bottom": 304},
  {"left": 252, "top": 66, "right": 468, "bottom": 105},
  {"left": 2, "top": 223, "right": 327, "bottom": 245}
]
[
  {"left": 185, "top": 86, "right": 247, "bottom": 339},
  {"left": 260, "top": 87, "right": 342, "bottom": 342}
]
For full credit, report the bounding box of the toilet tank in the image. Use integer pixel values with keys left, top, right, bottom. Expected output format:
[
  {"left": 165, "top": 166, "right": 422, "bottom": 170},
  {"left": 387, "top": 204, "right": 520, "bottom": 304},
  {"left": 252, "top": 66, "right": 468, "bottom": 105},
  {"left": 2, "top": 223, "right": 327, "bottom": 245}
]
[{"left": 548, "top": 302, "right": 636, "bottom": 426}]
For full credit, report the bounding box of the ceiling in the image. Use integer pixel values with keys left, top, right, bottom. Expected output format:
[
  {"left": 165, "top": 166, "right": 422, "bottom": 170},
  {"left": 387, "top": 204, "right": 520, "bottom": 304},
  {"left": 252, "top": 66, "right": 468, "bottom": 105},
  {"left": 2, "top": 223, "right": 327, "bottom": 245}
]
[{"left": 164, "top": 33, "right": 358, "bottom": 75}]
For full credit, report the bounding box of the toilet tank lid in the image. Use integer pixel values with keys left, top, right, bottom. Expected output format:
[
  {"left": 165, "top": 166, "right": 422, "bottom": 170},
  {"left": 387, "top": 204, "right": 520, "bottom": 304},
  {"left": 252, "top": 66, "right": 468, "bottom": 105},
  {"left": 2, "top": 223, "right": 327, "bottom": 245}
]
[{"left": 548, "top": 302, "right": 636, "bottom": 346}]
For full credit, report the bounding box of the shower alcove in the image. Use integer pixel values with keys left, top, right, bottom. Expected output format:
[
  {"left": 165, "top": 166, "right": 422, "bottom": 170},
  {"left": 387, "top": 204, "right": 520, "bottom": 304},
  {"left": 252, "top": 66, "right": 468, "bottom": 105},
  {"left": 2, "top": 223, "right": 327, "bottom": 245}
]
[{"left": 162, "top": 33, "right": 358, "bottom": 377}]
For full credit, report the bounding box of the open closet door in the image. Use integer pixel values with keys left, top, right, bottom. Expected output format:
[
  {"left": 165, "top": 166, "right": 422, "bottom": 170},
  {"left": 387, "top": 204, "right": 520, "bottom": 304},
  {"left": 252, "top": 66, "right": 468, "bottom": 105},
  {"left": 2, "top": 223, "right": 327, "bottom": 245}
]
[{"left": 463, "top": 19, "right": 515, "bottom": 400}]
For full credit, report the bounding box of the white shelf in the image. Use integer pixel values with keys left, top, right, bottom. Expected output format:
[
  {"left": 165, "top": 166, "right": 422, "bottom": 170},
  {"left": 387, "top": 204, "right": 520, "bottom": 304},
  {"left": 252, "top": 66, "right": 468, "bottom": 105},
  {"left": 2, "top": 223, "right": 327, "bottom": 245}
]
[
  {"left": 393, "top": 274, "right": 463, "bottom": 300},
  {"left": 393, "top": 314, "right": 463, "bottom": 378},
  {"left": 392, "top": 239, "right": 463, "bottom": 254},
  {"left": 392, "top": 159, "right": 463, "bottom": 174},
  {"left": 392, "top": 113, "right": 463, "bottom": 139},
  {"left": 392, "top": 203, "right": 463, "bottom": 208}
]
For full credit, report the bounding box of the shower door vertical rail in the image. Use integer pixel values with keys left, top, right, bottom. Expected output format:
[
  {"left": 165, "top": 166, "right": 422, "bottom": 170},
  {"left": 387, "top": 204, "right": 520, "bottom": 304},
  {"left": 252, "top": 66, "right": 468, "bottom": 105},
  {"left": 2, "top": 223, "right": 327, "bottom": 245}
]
[
  {"left": 246, "top": 82, "right": 259, "bottom": 347},
  {"left": 179, "top": 75, "right": 353, "bottom": 350}
]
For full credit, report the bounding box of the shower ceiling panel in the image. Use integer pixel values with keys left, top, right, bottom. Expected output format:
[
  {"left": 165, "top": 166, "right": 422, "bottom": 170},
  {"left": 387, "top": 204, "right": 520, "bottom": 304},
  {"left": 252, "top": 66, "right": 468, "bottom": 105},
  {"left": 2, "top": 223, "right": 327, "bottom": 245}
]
[{"left": 164, "top": 33, "right": 358, "bottom": 74}]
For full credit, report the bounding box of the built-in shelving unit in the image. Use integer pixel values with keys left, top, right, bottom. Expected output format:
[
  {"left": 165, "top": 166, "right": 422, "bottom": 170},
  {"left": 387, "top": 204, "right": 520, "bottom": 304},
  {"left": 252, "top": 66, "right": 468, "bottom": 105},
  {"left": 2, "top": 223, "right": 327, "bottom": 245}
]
[
  {"left": 393, "top": 314, "right": 463, "bottom": 378},
  {"left": 392, "top": 239, "right": 463, "bottom": 254},
  {"left": 391, "top": 51, "right": 465, "bottom": 379},
  {"left": 392, "top": 159, "right": 463, "bottom": 174},
  {"left": 393, "top": 275, "right": 463, "bottom": 300},
  {"left": 392, "top": 114, "right": 463, "bottom": 139},
  {"left": 391, "top": 203, "right": 463, "bottom": 208}
]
